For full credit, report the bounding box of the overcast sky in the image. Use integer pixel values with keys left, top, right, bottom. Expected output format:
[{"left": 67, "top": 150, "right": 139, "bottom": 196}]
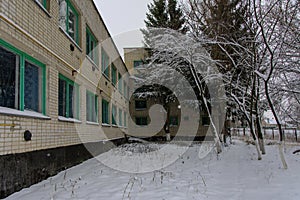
[{"left": 94, "top": 0, "right": 152, "bottom": 57}]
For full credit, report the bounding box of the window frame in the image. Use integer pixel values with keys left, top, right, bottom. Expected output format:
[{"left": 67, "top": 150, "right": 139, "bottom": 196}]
[
  {"left": 0, "top": 39, "right": 46, "bottom": 115},
  {"left": 58, "top": 74, "right": 80, "bottom": 119},
  {"left": 86, "top": 90, "right": 98, "bottom": 123},
  {"left": 118, "top": 108, "right": 123, "bottom": 127},
  {"left": 111, "top": 104, "right": 117, "bottom": 126},
  {"left": 59, "top": 0, "right": 80, "bottom": 44},
  {"left": 118, "top": 72, "right": 122, "bottom": 94},
  {"left": 111, "top": 64, "right": 117, "bottom": 86},
  {"left": 101, "top": 48, "right": 110, "bottom": 79},
  {"left": 86, "top": 25, "right": 98, "bottom": 65},
  {"left": 124, "top": 112, "right": 127, "bottom": 127},
  {"left": 35, "top": 0, "right": 50, "bottom": 13},
  {"left": 102, "top": 99, "right": 110, "bottom": 125}
]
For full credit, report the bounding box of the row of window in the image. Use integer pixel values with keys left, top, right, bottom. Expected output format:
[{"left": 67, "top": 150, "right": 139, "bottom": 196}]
[
  {"left": 0, "top": 39, "right": 127, "bottom": 127},
  {"left": 59, "top": 74, "right": 128, "bottom": 126},
  {"left": 134, "top": 116, "right": 179, "bottom": 126},
  {"left": 36, "top": 0, "right": 128, "bottom": 98}
]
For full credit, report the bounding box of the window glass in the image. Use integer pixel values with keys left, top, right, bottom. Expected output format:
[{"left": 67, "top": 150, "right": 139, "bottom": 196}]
[
  {"left": 58, "top": 75, "right": 79, "bottom": 119},
  {"left": 170, "top": 116, "right": 179, "bottom": 126},
  {"left": 111, "top": 64, "right": 117, "bottom": 86},
  {"left": 124, "top": 112, "right": 127, "bottom": 127},
  {"left": 101, "top": 49, "right": 110, "bottom": 78},
  {"left": 134, "top": 60, "right": 143, "bottom": 68},
  {"left": 135, "top": 100, "right": 147, "bottom": 110},
  {"left": 59, "top": 0, "right": 79, "bottom": 43},
  {"left": 118, "top": 72, "right": 122, "bottom": 93},
  {"left": 0, "top": 46, "right": 19, "bottom": 109},
  {"left": 24, "top": 61, "right": 41, "bottom": 112},
  {"left": 86, "top": 26, "right": 98, "bottom": 64},
  {"left": 0, "top": 40, "right": 46, "bottom": 114},
  {"left": 119, "top": 108, "right": 122, "bottom": 126},
  {"left": 202, "top": 116, "right": 210, "bottom": 126},
  {"left": 136, "top": 117, "right": 148, "bottom": 126},
  {"left": 102, "top": 99, "right": 110, "bottom": 124},
  {"left": 86, "top": 91, "right": 98, "bottom": 123},
  {"left": 36, "top": 0, "right": 49, "bottom": 11},
  {"left": 112, "top": 104, "right": 117, "bottom": 125}
]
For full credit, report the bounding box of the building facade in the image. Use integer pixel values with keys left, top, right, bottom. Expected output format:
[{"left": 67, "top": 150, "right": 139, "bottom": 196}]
[
  {"left": 0, "top": 0, "right": 129, "bottom": 197},
  {"left": 124, "top": 47, "right": 212, "bottom": 140}
]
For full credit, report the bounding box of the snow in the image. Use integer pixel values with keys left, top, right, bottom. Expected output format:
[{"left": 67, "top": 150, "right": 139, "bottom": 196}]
[
  {"left": 0, "top": 106, "right": 51, "bottom": 120},
  {"left": 5, "top": 139, "right": 300, "bottom": 200}
]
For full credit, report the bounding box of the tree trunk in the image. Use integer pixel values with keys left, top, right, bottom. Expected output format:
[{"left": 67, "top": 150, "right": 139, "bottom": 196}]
[
  {"left": 164, "top": 103, "right": 171, "bottom": 141},
  {"left": 255, "top": 78, "right": 266, "bottom": 154}
]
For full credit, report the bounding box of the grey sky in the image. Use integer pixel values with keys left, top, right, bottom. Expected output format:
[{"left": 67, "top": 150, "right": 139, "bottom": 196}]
[{"left": 94, "top": 0, "right": 152, "bottom": 56}]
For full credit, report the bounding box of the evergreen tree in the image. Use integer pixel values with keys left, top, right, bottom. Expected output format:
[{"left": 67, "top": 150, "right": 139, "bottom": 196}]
[{"left": 141, "top": 0, "right": 187, "bottom": 46}]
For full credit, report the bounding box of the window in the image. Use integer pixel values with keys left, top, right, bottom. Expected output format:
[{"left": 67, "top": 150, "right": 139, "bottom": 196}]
[
  {"left": 124, "top": 112, "right": 127, "bottom": 127},
  {"left": 111, "top": 64, "right": 117, "bottom": 86},
  {"left": 136, "top": 117, "right": 148, "bottom": 126},
  {"left": 202, "top": 116, "right": 210, "bottom": 126},
  {"left": 101, "top": 48, "right": 110, "bottom": 78},
  {"left": 58, "top": 74, "right": 79, "bottom": 119},
  {"left": 102, "top": 99, "right": 110, "bottom": 124},
  {"left": 86, "top": 91, "right": 98, "bottom": 123},
  {"left": 123, "top": 81, "right": 127, "bottom": 98},
  {"left": 118, "top": 72, "right": 122, "bottom": 93},
  {"left": 133, "top": 60, "right": 143, "bottom": 68},
  {"left": 86, "top": 26, "right": 98, "bottom": 65},
  {"left": 135, "top": 100, "right": 146, "bottom": 110},
  {"left": 170, "top": 116, "right": 179, "bottom": 126},
  {"left": 112, "top": 104, "right": 117, "bottom": 125},
  {"left": 0, "top": 39, "right": 46, "bottom": 114},
  {"left": 59, "top": 0, "right": 79, "bottom": 43},
  {"left": 119, "top": 108, "right": 123, "bottom": 127},
  {"left": 36, "top": 0, "right": 50, "bottom": 11}
]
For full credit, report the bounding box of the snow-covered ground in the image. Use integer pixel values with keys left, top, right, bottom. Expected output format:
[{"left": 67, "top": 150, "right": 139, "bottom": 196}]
[{"left": 6, "top": 139, "right": 300, "bottom": 200}]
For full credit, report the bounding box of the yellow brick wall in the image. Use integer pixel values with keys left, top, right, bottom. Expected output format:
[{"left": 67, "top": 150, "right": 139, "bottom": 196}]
[{"left": 0, "top": 0, "right": 129, "bottom": 155}]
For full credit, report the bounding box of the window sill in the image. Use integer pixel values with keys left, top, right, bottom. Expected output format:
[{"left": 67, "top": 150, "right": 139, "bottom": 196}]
[
  {"left": 86, "top": 56, "right": 99, "bottom": 70},
  {"left": 59, "top": 27, "right": 82, "bottom": 52},
  {"left": 0, "top": 106, "right": 51, "bottom": 120},
  {"left": 102, "top": 123, "right": 111, "bottom": 127},
  {"left": 135, "top": 108, "right": 147, "bottom": 111},
  {"left": 58, "top": 116, "right": 81, "bottom": 123},
  {"left": 86, "top": 121, "right": 99, "bottom": 126},
  {"left": 34, "top": 0, "right": 51, "bottom": 18},
  {"left": 112, "top": 124, "right": 118, "bottom": 128}
]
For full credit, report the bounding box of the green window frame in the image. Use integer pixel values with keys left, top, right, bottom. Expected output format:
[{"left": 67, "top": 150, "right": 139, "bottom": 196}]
[
  {"left": 58, "top": 74, "right": 79, "bottom": 119},
  {"left": 124, "top": 112, "right": 127, "bottom": 127},
  {"left": 118, "top": 108, "right": 123, "bottom": 127},
  {"left": 86, "top": 25, "right": 98, "bottom": 65},
  {"left": 118, "top": 72, "right": 122, "bottom": 93},
  {"left": 111, "top": 64, "right": 117, "bottom": 86},
  {"left": 0, "top": 39, "right": 46, "bottom": 115},
  {"left": 102, "top": 99, "right": 110, "bottom": 124},
  {"left": 101, "top": 48, "right": 110, "bottom": 78},
  {"left": 123, "top": 81, "right": 127, "bottom": 98},
  {"left": 36, "top": 0, "right": 50, "bottom": 11},
  {"left": 86, "top": 90, "right": 98, "bottom": 123},
  {"left": 112, "top": 104, "right": 117, "bottom": 125},
  {"left": 136, "top": 117, "right": 148, "bottom": 126},
  {"left": 59, "top": 0, "right": 79, "bottom": 44}
]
